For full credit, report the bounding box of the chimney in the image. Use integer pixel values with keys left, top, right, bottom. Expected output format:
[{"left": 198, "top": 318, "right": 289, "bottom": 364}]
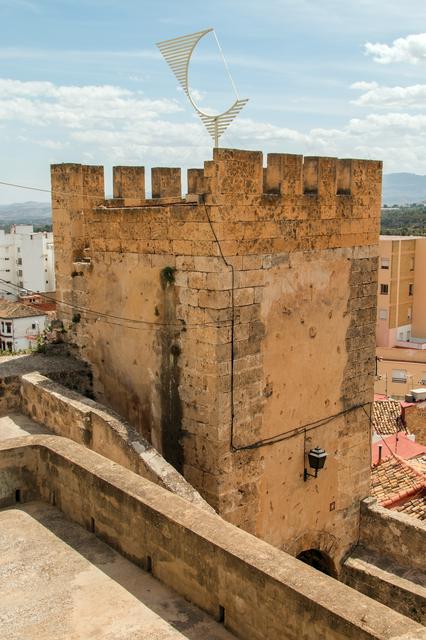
[{"left": 378, "top": 445, "right": 382, "bottom": 465}]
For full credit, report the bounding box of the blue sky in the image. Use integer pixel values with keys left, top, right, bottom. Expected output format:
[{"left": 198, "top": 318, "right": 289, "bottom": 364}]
[{"left": 2, "top": 0, "right": 426, "bottom": 203}]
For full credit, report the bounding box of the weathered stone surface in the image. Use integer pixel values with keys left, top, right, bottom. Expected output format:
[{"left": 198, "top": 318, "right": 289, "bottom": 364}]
[
  {"left": 343, "top": 498, "right": 426, "bottom": 625},
  {"left": 0, "top": 437, "right": 422, "bottom": 640},
  {"left": 51, "top": 148, "right": 383, "bottom": 565},
  {"left": 0, "top": 502, "right": 234, "bottom": 640}
]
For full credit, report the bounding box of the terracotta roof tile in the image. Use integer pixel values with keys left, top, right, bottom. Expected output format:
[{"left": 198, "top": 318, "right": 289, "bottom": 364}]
[
  {"left": 394, "top": 492, "right": 426, "bottom": 521},
  {"left": 371, "top": 457, "right": 420, "bottom": 502},
  {"left": 372, "top": 399, "right": 405, "bottom": 435},
  {"left": 371, "top": 456, "right": 426, "bottom": 521},
  {"left": 0, "top": 300, "right": 45, "bottom": 319}
]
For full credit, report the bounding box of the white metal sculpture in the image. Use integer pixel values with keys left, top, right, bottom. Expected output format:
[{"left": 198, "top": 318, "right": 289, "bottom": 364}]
[{"left": 157, "top": 28, "right": 248, "bottom": 147}]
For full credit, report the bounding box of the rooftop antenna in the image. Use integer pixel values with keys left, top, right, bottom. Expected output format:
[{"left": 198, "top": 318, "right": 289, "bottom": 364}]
[{"left": 157, "top": 28, "right": 249, "bottom": 147}]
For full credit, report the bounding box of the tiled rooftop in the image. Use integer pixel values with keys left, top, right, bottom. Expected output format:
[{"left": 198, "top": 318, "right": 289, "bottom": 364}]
[
  {"left": 372, "top": 399, "right": 404, "bottom": 435},
  {"left": 371, "top": 456, "right": 426, "bottom": 521},
  {"left": 393, "top": 491, "right": 426, "bottom": 521},
  {"left": 371, "top": 457, "right": 422, "bottom": 503},
  {"left": 0, "top": 300, "right": 44, "bottom": 319}
]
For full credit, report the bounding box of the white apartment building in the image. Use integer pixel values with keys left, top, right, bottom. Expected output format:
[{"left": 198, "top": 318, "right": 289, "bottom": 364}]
[
  {"left": 0, "top": 301, "right": 47, "bottom": 352},
  {"left": 0, "top": 225, "right": 55, "bottom": 299}
]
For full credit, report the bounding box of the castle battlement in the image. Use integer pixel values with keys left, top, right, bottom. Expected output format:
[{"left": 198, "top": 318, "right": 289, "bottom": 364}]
[
  {"left": 51, "top": 147, "right": 382, "bottom": 566},
  {"left": 51, "top": 148, "right": 382, "bottom": 259},
  {"left": 52, "top": 147, "right": 382, "bottom": 206}
]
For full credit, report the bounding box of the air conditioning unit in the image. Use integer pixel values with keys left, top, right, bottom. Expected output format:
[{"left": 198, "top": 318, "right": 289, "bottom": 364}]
[{"left": 410, "top": 388, "right": 426, "bottom": 402}]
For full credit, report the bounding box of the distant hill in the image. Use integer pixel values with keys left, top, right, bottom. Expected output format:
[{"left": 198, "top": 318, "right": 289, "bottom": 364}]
[
  {"left": 382, "top": 173, "right": 426, "bottom": 206},
  {"left": 0, "top": 201, "right": 51, "bottom": 229},
  {"left": 0, "top": 178, "right": 426, "bottom": 221}
]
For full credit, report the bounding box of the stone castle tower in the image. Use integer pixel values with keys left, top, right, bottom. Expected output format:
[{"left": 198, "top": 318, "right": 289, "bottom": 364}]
[{"left": 51, "top": 148, "right": 382, "bottom": 568}]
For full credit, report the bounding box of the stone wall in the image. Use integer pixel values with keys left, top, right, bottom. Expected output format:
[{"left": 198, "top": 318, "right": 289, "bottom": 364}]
[
  {"left": 343, "top": 498, "right": 426, "bottom": 624},
  {"left": 358, "top": 497, "right": 425, "bottom": 571},
  {"left": 0, "top": 436, "right": 423, "bottom": 640},
  {"left": 51, "top": 148, "right": 382, "bottom": 563},
  {"left": 0, "top": 353, "right": 91, "bottom": 417},
  {"left": 19, "top": 371, "right": 211, "bottom": 511},
  {"left": 404, "top": 404, "right": 426, "bottom": 446}
]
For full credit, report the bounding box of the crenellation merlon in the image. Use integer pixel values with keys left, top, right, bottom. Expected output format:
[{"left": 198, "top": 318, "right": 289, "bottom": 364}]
[
  {"left": 113, "top": 166, "right": 145, "bottom": 201},
  {"left": 151, "top": 167, "right": 181, "bottom": 198},
  {"left": 51, "top": 150, "right": 382, "bottom": 209},
  {"left": 187, "top": 168, "right": 205, "bottom": 195},
  {"left": 51, "top": 149, "right": 382, "bottom": 256}
]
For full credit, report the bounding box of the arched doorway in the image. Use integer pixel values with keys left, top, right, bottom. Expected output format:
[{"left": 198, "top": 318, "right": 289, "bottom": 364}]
[{"left": 296, "top": 548, "right": 337, "bottom": 577}]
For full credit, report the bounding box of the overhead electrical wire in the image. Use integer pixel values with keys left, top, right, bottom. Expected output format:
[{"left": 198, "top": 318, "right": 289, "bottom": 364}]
[
  {"left": 0, "top": 277, "right": 235, "bottom": 331},
  {"left": 361, "top": 404, "right": 423, "bottom": 494},
  {"left": 1, "top": 176, "right": 376, "bottom": 453}
]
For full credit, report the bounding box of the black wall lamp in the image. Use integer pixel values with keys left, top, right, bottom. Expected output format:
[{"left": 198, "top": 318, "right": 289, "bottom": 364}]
[{"left": 304, "top": 447, "right": 327, "bottom": 481}]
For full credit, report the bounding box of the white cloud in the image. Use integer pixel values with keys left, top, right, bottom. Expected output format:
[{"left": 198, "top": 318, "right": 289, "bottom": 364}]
[
  {"left": 0, "top": 79, "right": 182, "bottom": 130},
  {"left": 350, "top": 81, "right": 378, "bottom": 91},
  {"left": 351, "top": 82, "right": 426, "bottom": 108},
  {"left": 365, "top": 33, "right": 426, "bottom": 64},
  {"left": 5, "top": 76, "right": 426, "bottom": 177}
]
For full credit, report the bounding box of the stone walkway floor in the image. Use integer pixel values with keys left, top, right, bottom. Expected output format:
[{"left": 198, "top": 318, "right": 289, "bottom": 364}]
[
  {"left": 0, "top": 412, "right": 50, "bottom": 441},
  {"left": 0, "top": 502, "right": 235, "bottom": 640}
]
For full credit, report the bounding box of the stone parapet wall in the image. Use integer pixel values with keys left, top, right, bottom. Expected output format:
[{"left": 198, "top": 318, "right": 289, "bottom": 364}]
[
  {"left": 51, "top": 148, "right": 382, "bottom": 563},
  {"left": 342, "top": 497, "right": 426, "bottom": 624},
  {"left": 0, "top": 436, "right": 423, "bottom": 640},
  {"left": 358, "top": 497, "right": 426, "bottom": 572},
  {"left": 343, "top": 549, "right": 426, "bottom": 625},
  {"left": 0, "top": 353, "right": 91, "bottom": 417},
  {"left": 19, "top": 371, "right": 212, "bottom": 511}
]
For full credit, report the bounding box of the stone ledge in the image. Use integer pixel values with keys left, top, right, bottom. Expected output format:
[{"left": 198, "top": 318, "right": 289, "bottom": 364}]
[
  {"left": 0, "top": 436, "right": 423, "bottom": 640},
  {"left": 19, "top": 371, "right": 213, "bottom": 513}
]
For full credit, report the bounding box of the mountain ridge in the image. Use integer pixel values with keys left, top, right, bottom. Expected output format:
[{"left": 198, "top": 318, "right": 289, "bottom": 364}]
[{"left": 382, "top": 173, "right": 426, "bottom": 205}]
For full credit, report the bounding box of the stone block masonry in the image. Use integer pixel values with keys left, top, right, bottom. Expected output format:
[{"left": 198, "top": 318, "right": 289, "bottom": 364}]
[
  {"left": 0, "top": 437, "right": 423, "bottom": 640},
  {"left": 51, "top": 148, "right": 382, "bottom": 567}
]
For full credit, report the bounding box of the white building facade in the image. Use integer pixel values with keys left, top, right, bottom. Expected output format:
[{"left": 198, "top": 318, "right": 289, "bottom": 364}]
[
  {"left": 0, "top": 302, "right": 47, "bottom": 352},
  {"left": 0, "top": 225, "right": 55, "bottom": 299}
]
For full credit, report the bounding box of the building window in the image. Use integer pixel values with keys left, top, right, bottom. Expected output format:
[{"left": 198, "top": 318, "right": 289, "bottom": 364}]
[
  {"left": 409, "top": 284, "right": 414, "bottom": 296},
  {"left": 379, "top": 309, "right": 388, "bottom": 320},
  {"left": 392, "top": 369, "right": 407, "bottom": 383},
  {"left": 408, "top": 306, "right": 412, "bottom": 321},
  {"left": 17, "top": 258, "right": 22, "bottom": 266},
  {"left": 380, "top": 258, "right": 390, "bottom": 269},
  {"left": 5, "top": 322, "right": 11, "bottom": 334},
  {"left": 380, "top": 284, "right": 389, "bottom": 295},
  {"left": 31, "top": 323, "right": 36, "bottom": 330},
  {"left": 18, "top": 270, "right": 23, "bottom": 277},
  {"left": 410, "top": 257, "right": 415, "bottom": 271}
]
